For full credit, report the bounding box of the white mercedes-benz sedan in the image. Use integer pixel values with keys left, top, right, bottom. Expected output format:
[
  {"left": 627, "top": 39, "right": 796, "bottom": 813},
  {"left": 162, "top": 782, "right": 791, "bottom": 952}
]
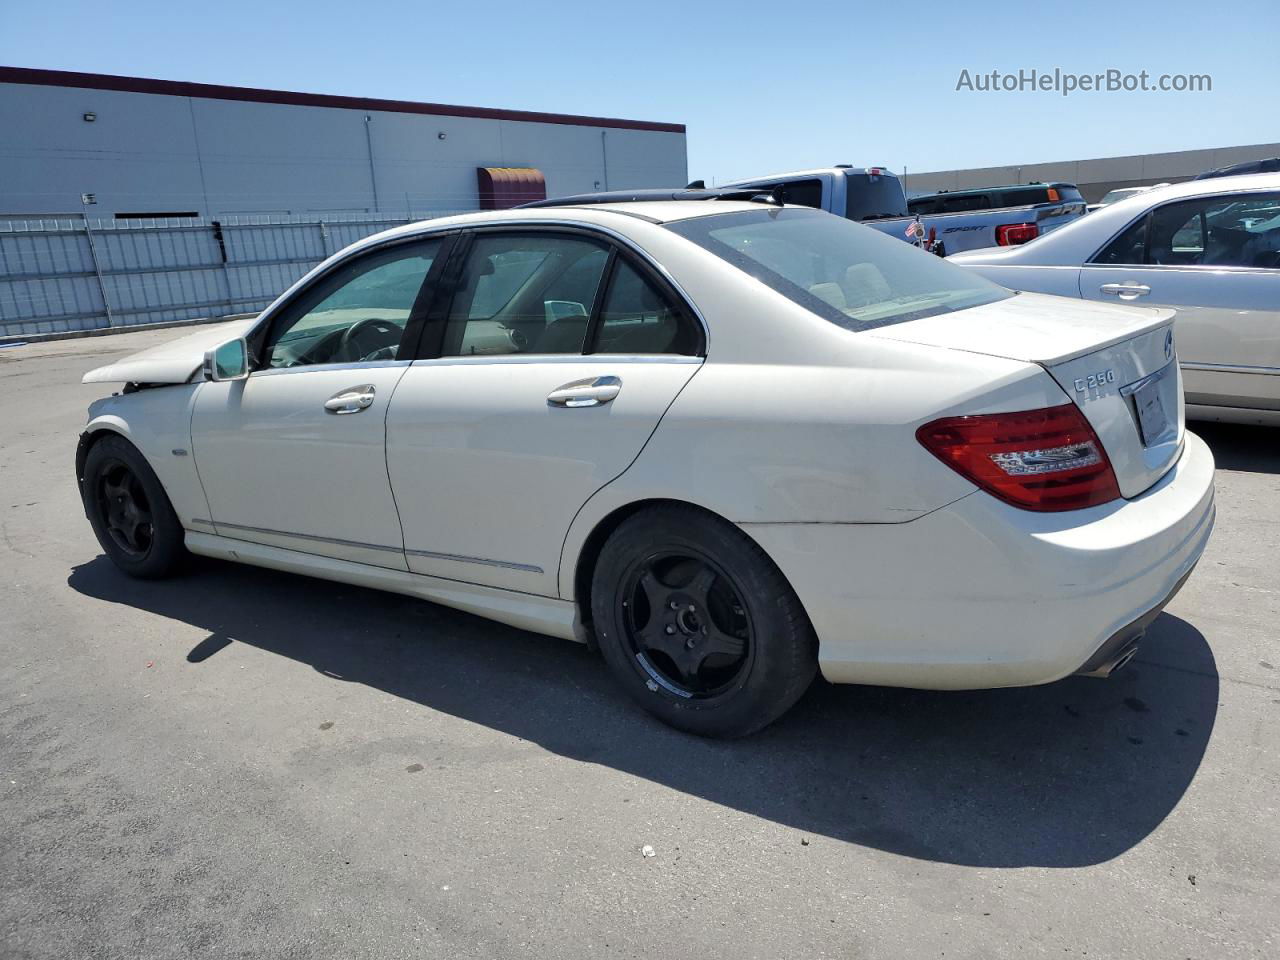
[
  {"left": 950, "top": 174, "right": 1280, "bottom": 425},
  {"left": 77, "top": 191, "right": 1216, "bottom": 737}
]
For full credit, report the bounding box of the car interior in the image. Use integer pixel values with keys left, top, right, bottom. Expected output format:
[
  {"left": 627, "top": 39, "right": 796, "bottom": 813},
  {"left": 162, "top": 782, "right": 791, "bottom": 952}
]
[
  {"left": 1095, "top": 195, "right": 1280, "bottom": 268},
  {"left": 445, "top": 240, "right": 698, "bottom": 357}
]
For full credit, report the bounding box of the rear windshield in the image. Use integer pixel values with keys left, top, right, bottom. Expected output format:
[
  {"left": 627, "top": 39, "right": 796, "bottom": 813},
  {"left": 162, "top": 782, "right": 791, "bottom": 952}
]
[
  {"left": 844, "top": 172, "right": 909, "bottom": 220},
  {"left": 666, "top": 208, "right": 1011, "bottom": 332}
]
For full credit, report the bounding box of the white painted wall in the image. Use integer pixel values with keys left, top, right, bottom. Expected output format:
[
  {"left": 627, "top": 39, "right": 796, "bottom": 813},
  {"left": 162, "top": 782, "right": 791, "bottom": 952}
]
[{"left": 0, "top": 81, "right": 688, "bottom": 218}]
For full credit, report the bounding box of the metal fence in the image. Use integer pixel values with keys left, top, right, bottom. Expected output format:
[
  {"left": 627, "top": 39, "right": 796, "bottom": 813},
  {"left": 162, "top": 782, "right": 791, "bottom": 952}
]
[{"left": 0, "top": 210, "right": 469, "bottom": 339}]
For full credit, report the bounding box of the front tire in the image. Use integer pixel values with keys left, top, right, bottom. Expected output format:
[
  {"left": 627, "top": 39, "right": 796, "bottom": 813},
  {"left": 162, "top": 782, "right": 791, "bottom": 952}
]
[
  {"left": 81, "top": 433, "right": 186, "bottom": 579},
  {"left": 590, "top": 505, "right": 818, "bottom": 738}
]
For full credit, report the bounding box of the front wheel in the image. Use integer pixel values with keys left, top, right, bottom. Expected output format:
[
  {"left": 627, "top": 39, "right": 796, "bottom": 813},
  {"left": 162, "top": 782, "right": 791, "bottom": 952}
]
[
  {"left": 81, "top": 433, "right": 187, "bottom": 579},
  {"left": 590, "top": 505, "right": 818, "bottom": 738}
]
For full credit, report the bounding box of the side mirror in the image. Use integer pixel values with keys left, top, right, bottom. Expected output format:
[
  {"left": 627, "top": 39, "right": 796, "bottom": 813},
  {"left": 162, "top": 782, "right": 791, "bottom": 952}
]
[{"left": 203, "top": 338, "right": 250, "bottom": 382}]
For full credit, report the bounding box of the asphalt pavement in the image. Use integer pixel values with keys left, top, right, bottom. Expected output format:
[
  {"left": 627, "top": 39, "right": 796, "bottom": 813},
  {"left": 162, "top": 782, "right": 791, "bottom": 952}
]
[{"left": 2, "top": 326, "right": 1277, "bottom": 959}]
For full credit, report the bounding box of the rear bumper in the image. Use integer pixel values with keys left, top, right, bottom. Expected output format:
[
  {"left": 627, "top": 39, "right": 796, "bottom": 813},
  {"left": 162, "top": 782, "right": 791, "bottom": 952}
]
[
  {"left": 1074, "top": 562, "right": 1195, "bottom": 677},
  {"left": 742, "top": 430, "right": 1216, "bottom": 690}
]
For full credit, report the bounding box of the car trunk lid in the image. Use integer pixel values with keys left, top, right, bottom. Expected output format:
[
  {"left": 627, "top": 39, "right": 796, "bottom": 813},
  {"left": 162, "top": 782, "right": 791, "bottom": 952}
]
[{"left": 873, "top": 292, "right": 1182, "bottom": 499}]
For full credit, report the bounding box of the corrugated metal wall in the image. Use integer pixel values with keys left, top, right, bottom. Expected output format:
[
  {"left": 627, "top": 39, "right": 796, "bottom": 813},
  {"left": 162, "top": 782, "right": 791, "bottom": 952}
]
[{"left": 0, "top": 213, "right": 458, "bottom": 338}]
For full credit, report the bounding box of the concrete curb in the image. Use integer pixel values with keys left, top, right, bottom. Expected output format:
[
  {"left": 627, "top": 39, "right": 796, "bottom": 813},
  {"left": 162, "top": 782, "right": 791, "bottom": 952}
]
[{"left": 0, "top": 313, "right": 256, "bottom": 347}]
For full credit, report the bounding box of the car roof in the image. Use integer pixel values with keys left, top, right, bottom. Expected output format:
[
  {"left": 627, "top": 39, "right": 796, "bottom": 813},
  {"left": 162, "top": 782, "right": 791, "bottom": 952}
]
[
  {"left": 341, "top": 200, "right": 773, "bottom": 253},
  {"left": 1101, "top": 172, "right": 1280, "bottom": 207},
  {"left": 1194, "top": 157, "right": 1280, "bottom": 179}
]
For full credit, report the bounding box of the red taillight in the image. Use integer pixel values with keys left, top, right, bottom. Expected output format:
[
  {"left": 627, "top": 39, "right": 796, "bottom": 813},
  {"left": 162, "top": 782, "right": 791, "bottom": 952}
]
[
  {"left": 995, "top": 222, "right": 1039, "bottom": 245},
  {"left": 916, "top": 404, "right": 1121, "bottom": 512}
]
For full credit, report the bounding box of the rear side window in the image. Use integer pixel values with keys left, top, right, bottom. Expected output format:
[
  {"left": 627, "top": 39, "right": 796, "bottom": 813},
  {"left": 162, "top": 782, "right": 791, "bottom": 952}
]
[
  {"left": 939, "top": 193, "right": 993, "bottom": 212},
  {"left": 591, "top": 260, "right": 700, "bottom": 355},
  {"left": 1000, "top": 187, "right": 1050, "bottom": 206},
  {"left": 775, "top": 179, "right": 824, "bottom": 209},
  {"left": 667, "top": 208, "right": 1010, "bottom": 332},
  {"left": 1093, "top": 216, "right": 1149, "bottom": 265},
  {"left": 1092, "top": 193, "right": 1280, "bottom": 268}
]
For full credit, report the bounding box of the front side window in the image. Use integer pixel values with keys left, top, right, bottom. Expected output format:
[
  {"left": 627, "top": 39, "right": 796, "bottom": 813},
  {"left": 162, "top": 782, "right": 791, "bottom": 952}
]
[
  {"left": 441, "top": 234, "right": 609, "bottom": 356},
  {"left": 264, "top": 239, "right": 441, "bottom": 368},
  {"left": 1202, "top": 193, "right": 1280, "bottom": 268},
  {"left": 666, "top": 208, "right": 1010, "bottom": 331}
]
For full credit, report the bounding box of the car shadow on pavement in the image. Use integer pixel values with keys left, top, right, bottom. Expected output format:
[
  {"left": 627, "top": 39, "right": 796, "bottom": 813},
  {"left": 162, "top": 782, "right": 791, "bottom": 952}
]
[
  {"left": 69, "top": 555, "right": 1219, "bottom": 869},
  {"left": 1192, "top": 421, "right": 1280, "bottom": 473}
]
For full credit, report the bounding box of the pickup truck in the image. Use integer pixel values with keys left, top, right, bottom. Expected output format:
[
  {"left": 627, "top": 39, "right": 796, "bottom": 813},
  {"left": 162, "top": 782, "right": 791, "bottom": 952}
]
[{"left": 720, "top": 166, "right": 1086, "bottom": 255}]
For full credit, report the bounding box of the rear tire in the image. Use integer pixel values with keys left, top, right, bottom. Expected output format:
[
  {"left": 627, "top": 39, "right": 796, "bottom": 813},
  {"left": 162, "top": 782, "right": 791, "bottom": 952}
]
[
  {"left": 82, "top": 433, "right": 186, "bottom": 579},
  {"left": 590, "top": 505, "right": 818, "bottom": 738}
]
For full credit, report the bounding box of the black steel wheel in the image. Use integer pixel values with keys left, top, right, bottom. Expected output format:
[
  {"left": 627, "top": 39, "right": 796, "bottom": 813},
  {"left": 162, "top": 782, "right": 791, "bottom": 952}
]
[
  {"left": 81, "top": 433, "right": 186, "bottom": 579},
  {"left": 96, "top": 459, "right": 155, "bottom": 557},
  {"left": 591, "top": 505, "right": 818, "bottom": 738},
  {"left": 619, "top": 551, "right": 754, "bottom": 700}
]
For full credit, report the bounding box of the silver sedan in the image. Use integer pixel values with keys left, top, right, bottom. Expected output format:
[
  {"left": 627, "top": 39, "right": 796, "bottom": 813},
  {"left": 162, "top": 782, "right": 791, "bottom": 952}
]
[{"left": 951, "top": 174, "right": 1280, "bottom": 425}]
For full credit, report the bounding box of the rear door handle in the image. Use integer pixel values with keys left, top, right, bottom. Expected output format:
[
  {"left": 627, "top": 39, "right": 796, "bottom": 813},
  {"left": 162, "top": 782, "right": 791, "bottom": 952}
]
[
  {"left": 324, "top": 384, "right": 376, "bottom": 414},
  {"left": 1100, "top": 282, "right": 1152, "bottom": 300},
  {"left": 547, "top": 375, "right": 622, "bottom": 408}
]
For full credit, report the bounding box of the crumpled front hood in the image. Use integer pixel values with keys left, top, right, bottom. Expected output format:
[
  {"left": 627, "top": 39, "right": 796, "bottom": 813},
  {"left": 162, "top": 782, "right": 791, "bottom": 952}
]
[{"left": 82, "top": 318, "right": 258, "bottom": 384}]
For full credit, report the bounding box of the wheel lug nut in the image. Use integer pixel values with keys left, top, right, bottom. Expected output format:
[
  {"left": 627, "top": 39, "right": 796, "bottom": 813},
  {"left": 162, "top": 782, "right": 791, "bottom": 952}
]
[
  {"left": 664, "top": 625, "right": 675, "bottom": 635},
  {"left": 685, "top": 639, "right": 695, "bottom": 649},
  {"left": 669, "top": 601, "right": 679, "bottom": 610}
]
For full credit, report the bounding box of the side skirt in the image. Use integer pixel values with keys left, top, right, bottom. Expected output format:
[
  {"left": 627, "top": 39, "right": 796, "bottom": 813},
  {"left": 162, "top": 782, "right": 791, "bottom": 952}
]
[{"left": 185, "top": 531, "right": 584, "bottom": 643}]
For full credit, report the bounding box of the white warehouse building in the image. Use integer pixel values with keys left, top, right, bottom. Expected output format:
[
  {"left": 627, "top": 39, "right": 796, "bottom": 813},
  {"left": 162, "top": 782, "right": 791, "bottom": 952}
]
[{"left": 0, "top": 66, "right": 688, "bottom": 219}]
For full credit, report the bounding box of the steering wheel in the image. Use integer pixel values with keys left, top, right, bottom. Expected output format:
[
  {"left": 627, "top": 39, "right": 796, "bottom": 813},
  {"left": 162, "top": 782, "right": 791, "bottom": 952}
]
[{"left": 336, "top": 317, "right": 401, "bottom": 362}]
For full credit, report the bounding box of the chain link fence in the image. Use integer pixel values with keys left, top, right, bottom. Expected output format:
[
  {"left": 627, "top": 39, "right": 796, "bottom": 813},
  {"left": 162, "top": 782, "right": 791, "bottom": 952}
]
[{"left": 0, "top": 210, "right": 469, "bottom": 339}]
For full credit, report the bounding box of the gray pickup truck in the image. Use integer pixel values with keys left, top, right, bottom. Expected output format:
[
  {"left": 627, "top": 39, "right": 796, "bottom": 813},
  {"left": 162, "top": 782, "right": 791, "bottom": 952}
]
[{"left": 721, "top": 166, "right": 1086, "bottom": 255}]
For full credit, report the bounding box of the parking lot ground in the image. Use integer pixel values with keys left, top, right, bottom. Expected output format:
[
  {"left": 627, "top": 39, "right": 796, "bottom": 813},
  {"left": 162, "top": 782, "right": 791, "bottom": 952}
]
[{"left": 2, "top": 326, "right": 1277, "bottom": 959}]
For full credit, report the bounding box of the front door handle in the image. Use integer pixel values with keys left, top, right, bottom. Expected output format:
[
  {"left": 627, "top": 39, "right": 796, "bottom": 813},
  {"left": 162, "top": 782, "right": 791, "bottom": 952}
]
[
  {"left": 324, "top": 384, "right": 376, "bottom": 414},
  {"left": 547, "top": 375, "right": 622, "bottom": 408},
  {"left": 1100, "top": 282, "right": 1152, "bottom": 300}
]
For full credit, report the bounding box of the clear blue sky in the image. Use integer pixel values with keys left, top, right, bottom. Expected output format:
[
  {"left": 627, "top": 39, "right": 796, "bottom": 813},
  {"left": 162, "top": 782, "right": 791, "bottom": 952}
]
[{"left": 2, "top": 0, "right": 1274, "bottom": 183}]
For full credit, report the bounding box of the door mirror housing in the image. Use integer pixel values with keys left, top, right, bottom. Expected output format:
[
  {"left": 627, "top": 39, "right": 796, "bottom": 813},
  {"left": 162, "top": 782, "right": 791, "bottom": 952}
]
[{"left": 203, "top": 338, "right": 250, "bottom": 382}]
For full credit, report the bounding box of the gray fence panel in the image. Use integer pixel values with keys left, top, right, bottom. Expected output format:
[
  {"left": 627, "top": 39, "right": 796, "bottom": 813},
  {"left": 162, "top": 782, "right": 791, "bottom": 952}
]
[
  {"left": 0, "top": 220, "right": 108, "bottom": 334},
  {"left": 0, "top": 211, "right": 450, "bottom": 339}
]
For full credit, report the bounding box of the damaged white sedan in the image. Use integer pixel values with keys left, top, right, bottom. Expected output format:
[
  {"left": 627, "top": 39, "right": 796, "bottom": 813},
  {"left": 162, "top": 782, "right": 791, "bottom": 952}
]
[{"left": 78, "top": 191, "right": 1215, "bottom": 737}]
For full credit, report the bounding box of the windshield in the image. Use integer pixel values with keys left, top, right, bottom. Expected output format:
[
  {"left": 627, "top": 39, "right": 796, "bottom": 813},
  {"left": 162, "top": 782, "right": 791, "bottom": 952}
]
[
  {"left": 667, "top": 208, "right": 1011, "bottom": 331},
  {"left": 844, "top": 172, "right": 909, "bottom": 220}
]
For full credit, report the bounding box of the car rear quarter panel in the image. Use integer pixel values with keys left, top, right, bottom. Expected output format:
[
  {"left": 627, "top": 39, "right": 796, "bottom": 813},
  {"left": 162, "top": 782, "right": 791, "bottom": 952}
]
[{"left": 557, "top": 337, "right": 1070, "bottom": 598}]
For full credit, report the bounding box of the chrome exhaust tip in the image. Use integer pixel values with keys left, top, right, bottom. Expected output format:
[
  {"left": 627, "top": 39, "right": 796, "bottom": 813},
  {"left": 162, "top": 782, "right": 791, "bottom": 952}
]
[{"left": 1081, "top": 642, "right": 1140, "bottom": 679}]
